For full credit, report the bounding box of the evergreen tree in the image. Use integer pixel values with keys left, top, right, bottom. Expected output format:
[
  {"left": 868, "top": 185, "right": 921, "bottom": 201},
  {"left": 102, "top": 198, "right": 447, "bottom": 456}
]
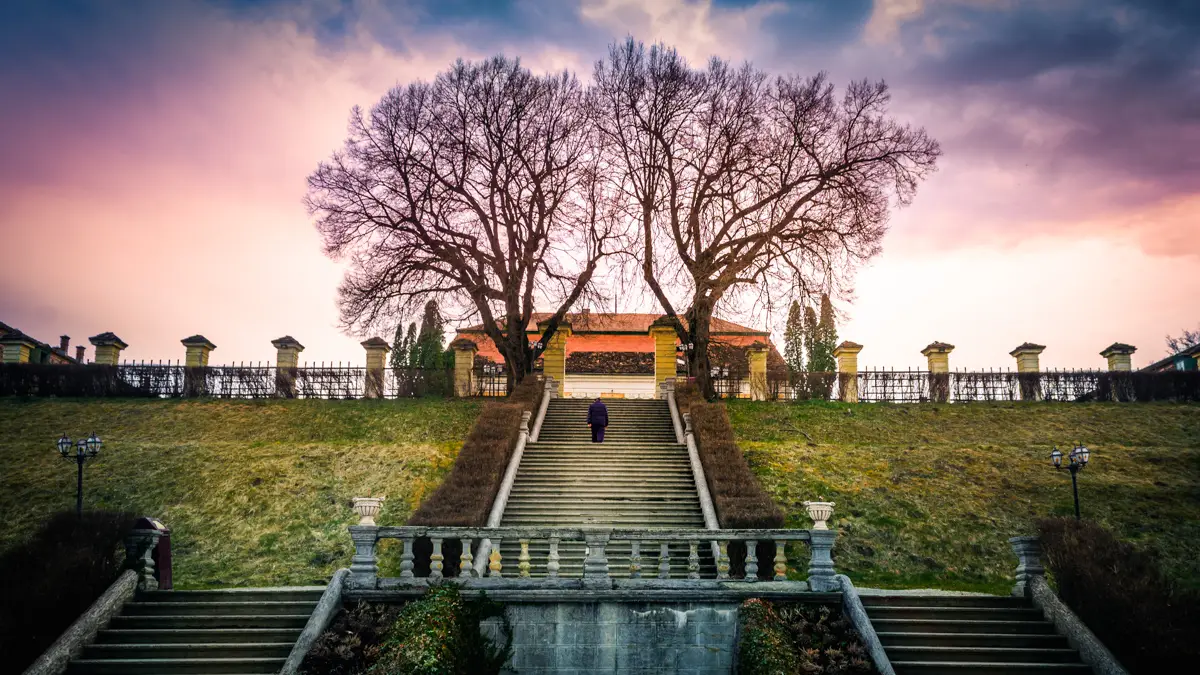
[
  {"left": 389, "top": 323, "right": 406, "bottom": 371},
  {"left": 783, "top": 300, "right": 806, "bottom": 373},
  {"left": 803, "top": 305, "right": 819, "bottom": 371},
  {"left": 414, "top": 300, "right": 446, "bottom": 369},
  {"left": 809, "top": 293, "right": 838, "bottom": 373},
  {"left": 402, "top": 322, "right": 418, "bottom": 368}
]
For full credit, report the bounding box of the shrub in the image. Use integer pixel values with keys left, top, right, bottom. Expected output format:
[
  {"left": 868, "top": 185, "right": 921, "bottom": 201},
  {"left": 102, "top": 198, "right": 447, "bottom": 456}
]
[
  {"left": 0, "top": 511, "right": 138, "bottom": 675},
  {"left": 408, "top": 376, "right": 543, "bottom": 574},
  {"left": 1037, "top": 517, "right": 1200, "bottom": 674},
  {"left": 301, "top": 601, "right": 405, "bottom": 675},
  {"left": 738, "top": 599, "right": 876, "bottom": 675},
  {"left": 371, "top": 585, "right": 511, "bottom": 674}
]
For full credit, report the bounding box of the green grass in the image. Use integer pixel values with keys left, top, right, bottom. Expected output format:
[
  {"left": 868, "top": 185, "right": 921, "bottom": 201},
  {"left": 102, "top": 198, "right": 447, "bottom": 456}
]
[
  {"left": 727, "top": 400, "right": 1200, "bottom": 594},
  {"left": 0, "top": 398, "right": 480, "bottom": 589}
]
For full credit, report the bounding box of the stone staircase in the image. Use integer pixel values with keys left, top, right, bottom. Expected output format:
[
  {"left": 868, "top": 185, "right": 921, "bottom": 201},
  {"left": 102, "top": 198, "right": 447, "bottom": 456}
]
[
  {"left": 66, "top": 588, "right": 322, "bottom": 674},
  {"left": 864, "top": 594, "right": 1092, "bottom": 674},
  {"left": 499, "top": 397, "right": 714, "bottom": 577}
]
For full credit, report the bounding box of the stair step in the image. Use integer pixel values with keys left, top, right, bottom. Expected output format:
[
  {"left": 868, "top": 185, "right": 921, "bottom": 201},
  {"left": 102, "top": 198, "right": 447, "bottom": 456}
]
[
  {"left": 890, "top": 662, "right": 1091, "bottom": 675},
  {"left": 877, "top": 632, "right": 1069, "bottom": 649},
  {"left": 82, "top": 642, "right": 294, "bottom": 660},
  {"left": 109, "top": 615, "right": 311, "bottom": 630},
  {"left": 868, "top": 619, "right": 1058, "bottom": 635},
  {"left": 862, "top": 595, "right": 1029, "bottom": 608},
  {"left": 886, "top": 646, "right": 1082, "bottom": 664},
  {"left": 123, "top": 602, "right": 316, "bottom": 617},
  {"left": 96, "top": 628, "right": 302, "bottom": 644},
  {"left": 866, "top": 607, "right": 1044, "bottom": 621},
  {"left": 66, "top": 657, "right": 284, "bottom": 674},
  {"left": 137, "top": 589, "right": 323, "bottom": 604}
]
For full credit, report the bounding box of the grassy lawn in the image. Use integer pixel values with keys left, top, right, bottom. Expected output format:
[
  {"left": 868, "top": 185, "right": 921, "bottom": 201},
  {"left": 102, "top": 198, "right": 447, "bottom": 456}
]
[
  {"left": 0, "top": 398, "right": 480, "bottom": 589},
  {"left": 727, "top": 400, "right": 1200, "bottom": 594}
]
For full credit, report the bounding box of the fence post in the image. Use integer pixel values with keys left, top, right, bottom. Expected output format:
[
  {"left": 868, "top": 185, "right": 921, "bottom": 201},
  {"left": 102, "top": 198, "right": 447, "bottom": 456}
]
[
  {"left": 1100, "top": 343, "right": 1136, "bottom": 372},
  {"left": 1008, "top": 535, "right": 1045, "bottom": 598},
  {"left": 272, "top": 336, "right": 304, "bottom": 398},
  {"left": 921, "top": 341, "right": 954, "bottom": 403},
  {"left": 748, "top": 342, "right": 769, "bottom": 401},
  {"left": 649, "top": 317, "right": 678, "bottom": 398},
  {"left": 88, "top": 333, "right": 127, "bottom": 366},
  {"left": 361, "top": 337, "right": 390, "bottom": 399},
  {"left": 449, "top": 338, "right": 477, "bottom": 397},
  {"left": 832, "top": 341, "right": 863, "bottom": 403},
  {"left": 181, "top": 335, "right": 216, "bottom": 397},
  {"left": 539, "top": 319, "right": 571, "bottom": 397},
  {"left": 1010, "top": 342, "right": 1045, "bottom": 401}
]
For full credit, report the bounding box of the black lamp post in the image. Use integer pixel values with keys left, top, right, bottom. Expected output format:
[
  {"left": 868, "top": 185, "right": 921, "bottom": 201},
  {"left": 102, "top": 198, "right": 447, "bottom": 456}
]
[
  {"left": 57, "top": 433, "right": 102, "bottom": 516},
  {"left": 1051, "top": 443, "right": 1090, "bottom": 520}
]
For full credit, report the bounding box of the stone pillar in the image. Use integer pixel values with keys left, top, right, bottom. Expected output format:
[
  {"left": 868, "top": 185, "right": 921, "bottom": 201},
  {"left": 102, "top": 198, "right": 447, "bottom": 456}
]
[
  {"left": 539, "top": 320, "right": 571, "bottom": 397},
  {"left": 921, "top": 341, "right": 954, "bottom": 403},
  {"left": 1010, "top": 342, "right": 1045, "bottom": 401},
  {"left": 271, "top": 336, "right": 304, "bottom": 398},
  {"left": 449, "top": 338, "right": 477, "bottom": 397},
  {"left": 124, "top": 529, "right": 162, "bottom": 591},
  {"left": 807, "top": 529, "right": 838, "bottom": 592},
  {"left": 0, "top": 333, "right": 37, "bottom": 363},
  {"left": 1100, "top": 343, "right": 1136, "bottom": 371},
  {"left": 88, "top": 332, "right": 128, "bottom": 366},
  {"left": 832, "top": 341, "right": 863, "bottom": 403},
  {"left": 361, "top": 337, "right": 390, "bottom": 399},
  {"left": 181, "top": 335, "right": 216, "bottom": 397},
  {"left": 649, "top": 317, "right": 679, "bottom": 397},
  {"left": 748, "top": 342, "right": 769, "bottom": 401},
  {"left": 348, "top": 526, "right": 380, "bottom": 589},
  {"left": 1008, "top": 536, "right": 1045, "bottom": 598}
]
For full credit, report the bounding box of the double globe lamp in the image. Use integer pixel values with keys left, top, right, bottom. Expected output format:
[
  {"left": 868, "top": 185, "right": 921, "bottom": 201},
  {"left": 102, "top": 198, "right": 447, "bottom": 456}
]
[{"left": 57, "top": 432, "right": 102, "bottom": 516}]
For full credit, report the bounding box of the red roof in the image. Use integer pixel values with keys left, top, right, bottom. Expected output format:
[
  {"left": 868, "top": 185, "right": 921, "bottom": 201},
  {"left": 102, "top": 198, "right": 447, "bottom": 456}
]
[{"left": 458, "top": 312, "right": 768, "bottom": 336}]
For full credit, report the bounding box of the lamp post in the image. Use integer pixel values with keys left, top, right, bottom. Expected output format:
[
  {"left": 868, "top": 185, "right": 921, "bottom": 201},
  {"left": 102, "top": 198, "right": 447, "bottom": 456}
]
[
  {"left": 57, "top": 433, "right": 102, "bottom": 516},
  {"left": 1050, "top": 443, "right": 1090, "bottom": 520}
]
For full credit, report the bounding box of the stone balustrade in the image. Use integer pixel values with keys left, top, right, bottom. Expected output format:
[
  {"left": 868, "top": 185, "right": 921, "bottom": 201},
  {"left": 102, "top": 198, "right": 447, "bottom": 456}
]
[{"left": 347, "top": 525, "right": 836, "bottom": 591}]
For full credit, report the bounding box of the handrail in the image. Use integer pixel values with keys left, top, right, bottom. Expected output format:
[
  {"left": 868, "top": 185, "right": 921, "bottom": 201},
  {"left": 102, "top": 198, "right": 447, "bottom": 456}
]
[
  {"left": 374, "top": 526, "right": 814, "bottom": 542},
  {"left": 477, "top": 408, "right": 535, "bottom": 576},
  {"left": 664, "top": 378, "right": 685, "bottom": 445},
  {"left": 1030, "top": 576, "right": 1129, "bottom": 674},
  {"left": 528, "top": 376, "right": 553, "bottom": 442},
  {"left": 22, "top": 569, "right": 138, "bottom": 675},
  {"left": 836, "top": 575, "right": 896, "bottom": 675},
  {"left": 682, "top": 412, "right": 721, "bottom": 532},
  {"left": 280, "top": 568, "right": 349, "bottom": 675}
]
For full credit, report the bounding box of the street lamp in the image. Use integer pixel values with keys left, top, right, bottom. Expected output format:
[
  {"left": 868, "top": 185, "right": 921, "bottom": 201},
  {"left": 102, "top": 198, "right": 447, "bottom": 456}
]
[
  {"left": 1051, "top": 443, "right": 1090, "bottom": 520},
  {"left": 57, "top": 432, "right": 102, "bottom": 516}
]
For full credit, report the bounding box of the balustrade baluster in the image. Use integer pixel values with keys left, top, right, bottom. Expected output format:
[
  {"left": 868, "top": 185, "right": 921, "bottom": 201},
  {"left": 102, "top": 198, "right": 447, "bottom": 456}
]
[
  {"left": 658, "top": 542, "right": 671, "bottom": 579},
  {"left": 459, "top": 538, "right": 474, "bottom": 578},
  {"left": 745, "top": 539, "right": 758, "bottom": 582},
  {"left": 400, "top": 536, "right": 415, "bottom": 579},
  {"left": 488, "top": 538, "right": 504, "bottom": 577},
  {"left": 519, "top": 539, "right": 531, "bottom": 578},
  {"left": 430, "top": 538, "right": 444, "bottom": 581},
  {"left": 716, "top": 541, "right": 730, "bottom": 580},
  {"left": 547, "top": 537, "right": 560, "bottom": 579},
  {"left": 773, "top": 539, "right": 787, "bottom": 581},
  {"left": 687, "top": 540, "right": 700, "bottom": 580},
  {"left": 629, "top": 540, "right": 642, "bottom": 578}
]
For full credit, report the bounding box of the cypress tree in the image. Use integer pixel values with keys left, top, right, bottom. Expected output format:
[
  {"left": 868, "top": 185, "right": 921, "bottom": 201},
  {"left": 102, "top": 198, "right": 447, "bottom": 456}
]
[
  {"left": 783, "top": 300, "right": 806, "bottom": 373},
  {"left": 809, "top": 293, "right": 838, "bottom": 373},
  {"left": 414, "top": 300, "right": 446, "bottom": 369},
  {"left": 389, "top": 323, "right": 406, "bottom": 371},
  {"left": 803, "top": 305, "right": 819, "bottom": 371},
  {"left": 403, "top": 322, "right": 418, "bottom": 368}
]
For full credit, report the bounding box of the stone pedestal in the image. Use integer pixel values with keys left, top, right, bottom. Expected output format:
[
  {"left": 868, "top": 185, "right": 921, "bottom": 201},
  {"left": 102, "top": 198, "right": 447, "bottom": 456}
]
[
  {"left": 649, "top": 318, "right": 679, "bottom": 397},
  {"left": 181, "top": 335, "right": 216, "bottom": 397},
  {"left": 450, "top": 338, "right": 478, "bottom": 397},
  {"left": 1009, "top": 536, "right": 1045, "bottom": 597},
  {"left": 832, "top": 341, "right": 863, "bottom": 403},
  {"left": 124, "top": 529, "right": 162, "bottom": 591},
  {"left": 748, "top": 343, "right": 768, "bottom": 401},
  {"left": 271, "top": 336, "right": 304, "bottom": 398},
  {"left": 361, "top": 337, "right": 390, "bottom": 399},
  {"left": 1100, "top": 343, "right": 1136, "bottom": 371},
  {"left": 921, "top": 341, "right": 954, "bottom": 403},
  {"left": 349, "top": 526, "right": 380, "bottom": 589},
  {"left": 88, "top": 332, "right": 128, "bottom": 366},
  {"left": 807, "top": 529, "right": 838, "bottom": 591},
  {"left": 539, "top": 320, "right": 571, "bottom": 397},
  {"left": 1010, "top": 343, "right": 1045, "bottom": 401}
]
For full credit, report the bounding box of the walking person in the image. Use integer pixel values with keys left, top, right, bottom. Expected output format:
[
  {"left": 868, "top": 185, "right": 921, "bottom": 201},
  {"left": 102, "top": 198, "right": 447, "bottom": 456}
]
[{"left": 587, "top": 396, "right": 608, "bottom": 443}]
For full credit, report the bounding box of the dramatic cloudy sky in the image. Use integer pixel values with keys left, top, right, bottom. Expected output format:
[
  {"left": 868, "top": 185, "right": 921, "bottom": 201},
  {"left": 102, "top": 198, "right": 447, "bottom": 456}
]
[{"left": 2, "top": 0, "right": 1197, "bottom": 369}]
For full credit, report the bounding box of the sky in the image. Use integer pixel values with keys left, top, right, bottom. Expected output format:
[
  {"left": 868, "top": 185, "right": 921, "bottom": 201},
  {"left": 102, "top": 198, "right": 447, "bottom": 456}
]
[{"left": 1, "top": 0, "right": 1197, "bottom": 370}]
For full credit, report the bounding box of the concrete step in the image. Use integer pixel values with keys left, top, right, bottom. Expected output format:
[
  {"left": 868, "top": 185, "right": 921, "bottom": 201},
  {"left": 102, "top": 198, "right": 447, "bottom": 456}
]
[
  {"left": 862, "top": 595, "right": 1029, "bottom": 609},
  {"left": 887, "top": 646, "right": 1082, "bottom": 664},
  {"left": 122, "top": 602, "right": 316, "bottom": 617},
  {"left": 109, "top": 615, "right": 311, "bottom": 630},
  {"left": 82, "top": 643, "right": 294, "bottom": 660},
  {"left": 891, "top": 663, "right": 1091, "bottom": 675},
  {"left": 508, "top": 489, "right": 700, "bottom": 499},
  {"left": 137, "top": 589, "right": 323, "bottom": 604},
  {"left": 877, "top": 632, "right": 1069, "bottom": 649},
  {"left": 66, "top": 657, "right": 284, "bottom": 674},
  {"left": 868, "top": 619, "right": 1058, "bottom": 635},
  {"left": 96, "top": 629, "right": 302, "bottom": 644},
  {"left": 510, "top": 478, "right": 698, "bottom": 487},
  {"left": 866, "top": 606, "right": 1045, "bottom": 622}
]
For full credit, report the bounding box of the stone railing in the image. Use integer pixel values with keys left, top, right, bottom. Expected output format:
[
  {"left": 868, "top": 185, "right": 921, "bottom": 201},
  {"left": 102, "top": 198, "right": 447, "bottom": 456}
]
[{"left": 347, "top": 525, "right": 836, "bottom": 591}]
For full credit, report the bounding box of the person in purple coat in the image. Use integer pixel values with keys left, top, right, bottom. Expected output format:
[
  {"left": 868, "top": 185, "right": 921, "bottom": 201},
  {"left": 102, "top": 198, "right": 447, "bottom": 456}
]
[{"left": 587, "top": 397, "right": 609, "bottom": 443}]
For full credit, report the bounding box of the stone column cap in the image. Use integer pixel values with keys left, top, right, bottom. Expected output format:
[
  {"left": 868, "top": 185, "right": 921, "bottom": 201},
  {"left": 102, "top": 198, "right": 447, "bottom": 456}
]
[
  {"left": 89, "top": 332, "right": 128, "bottom": 349},
  {"left": 449, "top": 337, "right": 478, "bottom": 351},
  {"left": 536, "top": 317, "right": 572, "bottom": 335},
  {"left": 920, "top": 341, "right": 955, "bottom": 356},
  {"left": 1009, "top": 342, "right": 1045, "bottom": 357},
  {"left": 360, "top": 336, "right": 391, "bottom": 351},
  {"left": 0, "top": 329, "right": 37, "bottom": 347},
  {"left": 1100, "top": 342, "right": 1136, "bottom": 357},
  {"left": 747, "top": 340, "right": 770, "bottom": 353},
  {"left": 271, "top": 335, "right": 305, "bottom": 350},
  {"left": 832, "top": 341, "right": 863, "bottom": 356},
  {"left": 181, "top": 335, "right": 216, "bottom": 350}
]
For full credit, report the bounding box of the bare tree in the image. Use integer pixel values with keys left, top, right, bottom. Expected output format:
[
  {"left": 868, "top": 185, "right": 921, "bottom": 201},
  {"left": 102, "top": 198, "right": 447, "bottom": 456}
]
[
  {"left": 592, "top": 39, "right": 942, "bottom": 397},
  {"left": 1166, "top": 324, "right": 1200, "bottom": 355},
  {"left": 307, "top": 57, "right": 623, "bottom": 389}
]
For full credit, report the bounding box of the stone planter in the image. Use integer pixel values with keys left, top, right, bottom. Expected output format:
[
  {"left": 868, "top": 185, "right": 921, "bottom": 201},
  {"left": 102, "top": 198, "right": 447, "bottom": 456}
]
[
  {"left": 803, "top": 501, "right": 835, "bottom": 530},
  {"left": 352, "top": 497, "right": 385, "bottom": 526}
]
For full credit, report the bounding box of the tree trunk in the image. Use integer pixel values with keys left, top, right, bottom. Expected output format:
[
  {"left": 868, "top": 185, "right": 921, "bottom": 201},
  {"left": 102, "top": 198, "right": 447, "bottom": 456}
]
[
  {"left": 502, "top": 340, "right": 530, "bottom": 394},
  {"left": 685, "top": 301, "right": 716, "bottom": 400}
]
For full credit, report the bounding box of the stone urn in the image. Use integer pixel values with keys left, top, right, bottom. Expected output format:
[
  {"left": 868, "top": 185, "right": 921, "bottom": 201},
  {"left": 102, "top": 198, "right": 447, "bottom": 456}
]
[
  {"left": 803, "top": 500, "right": 835, "bottom": 530},
  {"left": 352, "top": 496, "right": 385, "bottom": 526}
]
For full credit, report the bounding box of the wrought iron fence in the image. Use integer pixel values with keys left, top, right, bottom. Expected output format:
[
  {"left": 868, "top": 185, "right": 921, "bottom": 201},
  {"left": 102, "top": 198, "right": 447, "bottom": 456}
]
[{"left": 471, "top": 362, "right": 509, "bottom": 397}]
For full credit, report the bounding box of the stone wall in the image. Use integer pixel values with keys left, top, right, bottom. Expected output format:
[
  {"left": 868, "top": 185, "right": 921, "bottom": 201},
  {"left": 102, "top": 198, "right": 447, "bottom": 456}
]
[{"left": 485, "top": 600, "right": 739, "bottom": 674}]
